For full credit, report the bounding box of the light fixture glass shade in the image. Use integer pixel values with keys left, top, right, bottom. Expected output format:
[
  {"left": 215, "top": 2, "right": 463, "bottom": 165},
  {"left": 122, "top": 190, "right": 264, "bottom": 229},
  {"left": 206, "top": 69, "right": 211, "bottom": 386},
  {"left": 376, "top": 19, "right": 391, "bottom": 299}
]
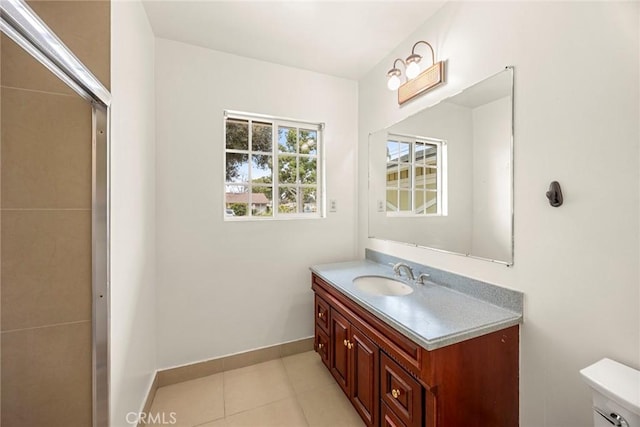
[
  {"left": 406, "top": 61, "right": 421, "bottom": 79},
  {"left": 387, "top": 74, "right": 401, "bottom": 91}
]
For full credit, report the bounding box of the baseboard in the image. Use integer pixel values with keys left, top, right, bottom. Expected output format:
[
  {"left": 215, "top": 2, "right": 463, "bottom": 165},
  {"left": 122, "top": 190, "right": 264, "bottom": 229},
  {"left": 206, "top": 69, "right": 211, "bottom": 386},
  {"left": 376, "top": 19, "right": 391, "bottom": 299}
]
[
  {"left": 141, "top": 374, "right": 159, "bottom": 415},
  {"left": 136, "top": 373, "right": 159, "bottom": 427},
  {"left": 155, "top": 336, "right": 314, "bottom": 388},
  {"left": 136, "top": 337, "right": 313, "bottom": 426}
]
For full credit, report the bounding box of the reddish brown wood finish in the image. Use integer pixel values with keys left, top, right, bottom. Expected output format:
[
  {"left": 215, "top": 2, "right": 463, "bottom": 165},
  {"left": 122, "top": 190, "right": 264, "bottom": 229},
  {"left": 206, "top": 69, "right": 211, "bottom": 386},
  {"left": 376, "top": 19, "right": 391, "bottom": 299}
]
[
  {"left": 315, "top": 295, "right": 330, "bottom": 334},
  {"left": 314, "top": 327, "right": 330, "bottom": 369},
  {"left": 424, "top": 386, "right": 438, "bottom": 427},
  {"left": 351, "top": 326, "right": 379, "bottom": 426},
  {"left": 330, "top": 309, "right": 350, "bottom": 394},
  {"left": 382, "top": 402, "right": 408, "bottom": 427},
  {"left": 312, "top": 273, "right": 519, "bottom": 427},
  {"left": 313, "top": 275, "right": 423, "bottom": 378},
  {"left": 426, "top": 325, "right": 519, "bottom": 427},
  {"left": 381, "top": 353, "right": 423, "bottom": 427}
]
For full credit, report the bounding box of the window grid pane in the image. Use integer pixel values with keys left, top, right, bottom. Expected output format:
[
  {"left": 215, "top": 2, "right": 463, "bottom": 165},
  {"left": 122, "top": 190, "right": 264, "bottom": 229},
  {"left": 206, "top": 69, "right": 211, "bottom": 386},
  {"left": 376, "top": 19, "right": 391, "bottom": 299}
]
[
  {"left": 225, "top": 153, "right": 249, "bottom": 183},
  {"left": 386, "top": 136, "right": 443, "bottom": 216},
  {"left": 252, "top": 121, "right": 272, "bottom": 153},
  {"left": 278, "top": 186, "right": 298, "bottom": 214},
  {"left": 225, "top": 114, "right": 321, "bottom": 219},
  {"left": 226, "top": 119, "right": 249, "bottom": 150},
  {"left": 300, "top": 129, "right": 318, "bottom": 155}
]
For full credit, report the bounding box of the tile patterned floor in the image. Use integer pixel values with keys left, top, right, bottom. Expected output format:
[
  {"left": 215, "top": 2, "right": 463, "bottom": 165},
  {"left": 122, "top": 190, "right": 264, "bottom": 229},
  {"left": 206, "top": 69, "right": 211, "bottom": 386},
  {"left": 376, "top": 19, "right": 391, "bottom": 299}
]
[{"left": 147, "top": 351, "right": 365, "bottom": 427}]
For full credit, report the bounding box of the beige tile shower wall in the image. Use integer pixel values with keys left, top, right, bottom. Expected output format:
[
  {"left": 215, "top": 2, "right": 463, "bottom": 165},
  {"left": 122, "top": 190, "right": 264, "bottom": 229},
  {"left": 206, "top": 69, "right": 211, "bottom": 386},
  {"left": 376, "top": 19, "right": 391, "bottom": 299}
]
[
  {"left": 2, "top": 322, "right": 92, "bottom": 426},
  {"left": 0, "top": 1, "right": 109, "bottom": 425},
  {"left": 28, "top": 0, "right": 111, "bottom": 90},
  {"left": 0, "top": 38, "right": 93, "bottom": 427}
]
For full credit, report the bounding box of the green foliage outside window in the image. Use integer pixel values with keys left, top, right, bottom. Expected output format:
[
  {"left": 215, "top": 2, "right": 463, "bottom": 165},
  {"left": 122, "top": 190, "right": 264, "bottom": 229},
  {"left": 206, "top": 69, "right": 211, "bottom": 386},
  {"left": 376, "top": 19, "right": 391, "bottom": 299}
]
[
  {"left": 224, "top": 113, "right": 321, "bottom": 218},
  {"left": 229, "top": 203, "right": 247, "bottom": 216}
]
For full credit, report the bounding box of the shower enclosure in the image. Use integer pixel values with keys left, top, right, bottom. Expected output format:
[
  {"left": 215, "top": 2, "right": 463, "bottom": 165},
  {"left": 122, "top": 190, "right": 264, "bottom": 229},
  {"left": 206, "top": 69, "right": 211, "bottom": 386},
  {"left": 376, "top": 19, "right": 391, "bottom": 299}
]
[{"left": 0, "top": 1, "right": 110, "bottom": 426}]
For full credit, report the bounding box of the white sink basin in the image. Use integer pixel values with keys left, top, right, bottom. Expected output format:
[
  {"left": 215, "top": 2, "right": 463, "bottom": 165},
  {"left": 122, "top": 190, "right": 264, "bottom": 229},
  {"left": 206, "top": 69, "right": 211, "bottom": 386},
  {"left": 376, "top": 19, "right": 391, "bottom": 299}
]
[{"left": 353, "top": 275, "right": 414, "bottom": 296}]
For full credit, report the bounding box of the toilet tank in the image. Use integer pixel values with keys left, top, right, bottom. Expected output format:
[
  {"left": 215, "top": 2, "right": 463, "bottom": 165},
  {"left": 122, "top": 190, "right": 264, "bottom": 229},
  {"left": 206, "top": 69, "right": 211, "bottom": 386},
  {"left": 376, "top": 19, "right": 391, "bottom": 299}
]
[{"left": 581, "top": 358, "right": 640, "bottom": 427}]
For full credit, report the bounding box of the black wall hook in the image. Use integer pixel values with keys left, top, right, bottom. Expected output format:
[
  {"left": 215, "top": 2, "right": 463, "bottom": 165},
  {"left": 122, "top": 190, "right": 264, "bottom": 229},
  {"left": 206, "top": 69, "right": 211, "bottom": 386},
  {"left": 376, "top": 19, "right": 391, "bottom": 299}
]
[{"left": 546, "top": 181, "right": 563, "bottom": 207}]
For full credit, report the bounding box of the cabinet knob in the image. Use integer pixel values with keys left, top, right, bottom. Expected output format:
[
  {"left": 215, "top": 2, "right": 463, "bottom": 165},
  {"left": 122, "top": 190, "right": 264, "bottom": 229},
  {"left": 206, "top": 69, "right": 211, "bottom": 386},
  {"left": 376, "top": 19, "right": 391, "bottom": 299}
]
[
  {"left": 391, "top": 389, "right": 401, "bottom": 399},
  {"left": 343, "top": 339, "right": 348, "bottom": 347},
  {"left": 318, "top": 343, "right": 324, "bottom": 349},
  {"left": 347, "top": 342, "right": 353, "bottom": 349},
  {"left": 318, "top": 312, "right": 324, "bottom": 318}
]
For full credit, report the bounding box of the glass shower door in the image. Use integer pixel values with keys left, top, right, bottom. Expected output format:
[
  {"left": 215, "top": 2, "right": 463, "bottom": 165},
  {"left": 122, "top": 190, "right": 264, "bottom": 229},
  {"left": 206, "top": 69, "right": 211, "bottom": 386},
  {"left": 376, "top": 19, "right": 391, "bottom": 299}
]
[{"left": 0, "top": 1, "right": 110, "bottom": 425}]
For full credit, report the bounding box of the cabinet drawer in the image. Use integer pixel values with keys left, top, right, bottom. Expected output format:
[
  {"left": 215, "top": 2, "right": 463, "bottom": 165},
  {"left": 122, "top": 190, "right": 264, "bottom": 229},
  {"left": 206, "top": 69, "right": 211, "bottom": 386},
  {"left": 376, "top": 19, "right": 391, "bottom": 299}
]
[
  {"left": 381, "top": 353, "right": 423, "bottom": 427},
  {"left": 315, "top": 295, "right": 330, "bottom": 333},
  {"left": 382, "top": 402, "right": 408, "bottom": 427},
  {"left": 314, "top": 327, "right": 330, "bottom": 369}
]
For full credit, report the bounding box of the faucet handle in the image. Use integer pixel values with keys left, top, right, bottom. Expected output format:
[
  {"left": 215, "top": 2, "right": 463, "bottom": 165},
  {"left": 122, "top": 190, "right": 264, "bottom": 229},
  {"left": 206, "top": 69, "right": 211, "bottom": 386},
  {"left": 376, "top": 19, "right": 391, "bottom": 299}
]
[
  {"left": 389, "top": 262, "right": 401, "bottom": 276},
  {"left": 416, "top": 273, "right": 430, "bottom": 285}
]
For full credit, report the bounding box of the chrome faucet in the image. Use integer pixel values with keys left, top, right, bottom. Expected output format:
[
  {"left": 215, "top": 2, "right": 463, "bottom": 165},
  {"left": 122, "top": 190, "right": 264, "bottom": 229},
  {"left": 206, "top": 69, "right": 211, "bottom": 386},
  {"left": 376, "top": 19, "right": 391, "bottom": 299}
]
[
  {"left": 392, "top": 262, "right": 415, "bottom": 281},
  {"left": 416, "top": 273, "right": 430, "bottom": 285}
]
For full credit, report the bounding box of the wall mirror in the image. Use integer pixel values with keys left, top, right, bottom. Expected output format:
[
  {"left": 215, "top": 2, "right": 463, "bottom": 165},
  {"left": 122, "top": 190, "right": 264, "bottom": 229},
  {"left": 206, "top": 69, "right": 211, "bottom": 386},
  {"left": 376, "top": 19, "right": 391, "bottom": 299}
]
[{"left": 368, "top": 67, "right": 513, "bottom": 265}]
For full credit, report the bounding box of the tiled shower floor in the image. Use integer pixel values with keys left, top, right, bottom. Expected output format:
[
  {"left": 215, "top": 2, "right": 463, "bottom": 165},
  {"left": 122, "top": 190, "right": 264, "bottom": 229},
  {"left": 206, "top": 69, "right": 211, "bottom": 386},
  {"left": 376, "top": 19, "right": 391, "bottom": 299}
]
[{"left": 146, "top": 351, "right": 365, "bottom": 427}]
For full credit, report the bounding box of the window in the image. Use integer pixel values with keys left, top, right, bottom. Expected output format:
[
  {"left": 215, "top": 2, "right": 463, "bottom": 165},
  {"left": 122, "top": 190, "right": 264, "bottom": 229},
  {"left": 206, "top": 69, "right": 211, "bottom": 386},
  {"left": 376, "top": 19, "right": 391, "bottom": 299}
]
[
  {"left": 385, "top": 133, "right": 447, "bottom": 216},
  {"left": 224, "top": 111, "right": 323, "bottom": 219}
]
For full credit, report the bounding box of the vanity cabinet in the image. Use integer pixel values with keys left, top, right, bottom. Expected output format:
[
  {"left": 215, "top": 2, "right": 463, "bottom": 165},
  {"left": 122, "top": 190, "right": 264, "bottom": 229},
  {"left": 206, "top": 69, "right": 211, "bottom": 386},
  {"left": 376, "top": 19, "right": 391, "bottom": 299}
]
[
  {"left": 328, "top": 308, "right": 379, "bottom": 426},
  {"left": 312, "top": 273, "right": 519, "bottom": 427},
  {"left": 380, "top": 353, "right": 422, "bottom": 427},
  {"left": 314, "top": 295, "right": 331, "bottom": 368}
]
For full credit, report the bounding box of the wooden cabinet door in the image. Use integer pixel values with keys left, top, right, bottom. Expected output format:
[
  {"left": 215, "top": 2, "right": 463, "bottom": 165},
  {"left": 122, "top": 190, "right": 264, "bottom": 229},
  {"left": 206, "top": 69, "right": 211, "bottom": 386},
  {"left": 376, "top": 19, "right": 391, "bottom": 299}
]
[
  {"left": 350, "top": 326, "right": 379, "bottom": 427},
  {"left": 381, "top": 353, "right": 423, "bottom": 427},
  {"left": 315, "top": 327, "right": 330, "bottom": 369},
  {"left": 330, "top": 309, "right": 350, "bottom": 394}
]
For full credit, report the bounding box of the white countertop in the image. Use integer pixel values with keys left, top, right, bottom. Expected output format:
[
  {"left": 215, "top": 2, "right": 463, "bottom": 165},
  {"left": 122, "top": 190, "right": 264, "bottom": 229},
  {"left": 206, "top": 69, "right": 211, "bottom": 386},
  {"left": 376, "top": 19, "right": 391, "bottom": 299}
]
[{"left": 311, "top": 260, "right": 522, "bottom": 351}]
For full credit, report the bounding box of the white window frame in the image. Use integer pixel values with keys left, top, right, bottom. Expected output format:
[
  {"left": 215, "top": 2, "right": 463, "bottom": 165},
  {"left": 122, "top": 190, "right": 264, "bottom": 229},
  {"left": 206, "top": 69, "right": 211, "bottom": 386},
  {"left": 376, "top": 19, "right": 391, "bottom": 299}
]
[
  {"left": 223, "top": 110, "right": 325, "bottom": 221},
  {"left": 385, "top": 133, "right": 448, "bottom": 217}
]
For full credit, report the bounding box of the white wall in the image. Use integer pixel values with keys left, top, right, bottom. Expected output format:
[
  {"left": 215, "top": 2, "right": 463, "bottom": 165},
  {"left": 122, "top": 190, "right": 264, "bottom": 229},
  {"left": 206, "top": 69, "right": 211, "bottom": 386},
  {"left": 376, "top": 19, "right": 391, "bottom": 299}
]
[
  {"left": 155, "top": 39, "right": 358, "bottom": 368},
  {"left": 471, "top": 96, "right": 511, "bottom": 260},
  {"left": 358, "top": 2, "right": 639, "bottom": 426},
  {"left": 110, "top": 1, "right": 157, "bottom": 425}
]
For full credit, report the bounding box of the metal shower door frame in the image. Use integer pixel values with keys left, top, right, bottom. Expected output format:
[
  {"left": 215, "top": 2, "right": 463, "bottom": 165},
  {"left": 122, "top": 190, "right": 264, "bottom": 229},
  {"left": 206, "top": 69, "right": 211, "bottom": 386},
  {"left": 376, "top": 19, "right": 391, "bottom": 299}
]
[
  {"left": 92, "top": 104, "right": 109, "bottom": 427},
  {"left": 1, "top": 1, "right": 111, "bottom": 426}
]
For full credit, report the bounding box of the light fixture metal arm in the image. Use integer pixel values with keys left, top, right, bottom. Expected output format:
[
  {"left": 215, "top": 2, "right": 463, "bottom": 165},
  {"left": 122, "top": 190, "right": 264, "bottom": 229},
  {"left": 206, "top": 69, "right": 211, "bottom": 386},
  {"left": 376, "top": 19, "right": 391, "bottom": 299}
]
[
  {"left": 387, "top": 58, "right": 406, "bottom": 76},
  {"left": 392, "top": 58, "right": 406, "bottom": 69},
  {"left": 410, "top": 40, "right": 435, "bottom": 66}
]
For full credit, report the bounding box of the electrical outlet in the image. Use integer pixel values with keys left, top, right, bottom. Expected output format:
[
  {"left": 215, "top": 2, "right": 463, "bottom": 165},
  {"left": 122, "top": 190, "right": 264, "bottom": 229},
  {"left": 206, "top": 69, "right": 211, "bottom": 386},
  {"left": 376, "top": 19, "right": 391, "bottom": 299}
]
[
  {"left": 377, "top": 200, "right": 385, "bottom": 212},
  {"left": 329, "top": 199, "right": 337, "bottom": 212}
]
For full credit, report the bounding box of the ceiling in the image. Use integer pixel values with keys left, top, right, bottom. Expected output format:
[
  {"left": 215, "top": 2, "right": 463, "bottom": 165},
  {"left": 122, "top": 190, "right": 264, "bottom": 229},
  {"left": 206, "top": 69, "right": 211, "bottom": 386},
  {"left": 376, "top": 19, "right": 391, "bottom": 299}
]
[{"left": 142, "top": 1, "right": 445, "bottom": 80}]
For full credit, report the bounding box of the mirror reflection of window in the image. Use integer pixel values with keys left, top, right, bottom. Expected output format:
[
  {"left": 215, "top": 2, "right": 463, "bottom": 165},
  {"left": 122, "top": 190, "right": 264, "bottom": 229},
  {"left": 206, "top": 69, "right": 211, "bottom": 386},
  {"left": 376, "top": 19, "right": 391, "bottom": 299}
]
[
  {"left": 385, "top": 134, "right": 446, "bottom": 216},
  {"left": 369, "top": 67, "right": 513, "bottom": 264}
]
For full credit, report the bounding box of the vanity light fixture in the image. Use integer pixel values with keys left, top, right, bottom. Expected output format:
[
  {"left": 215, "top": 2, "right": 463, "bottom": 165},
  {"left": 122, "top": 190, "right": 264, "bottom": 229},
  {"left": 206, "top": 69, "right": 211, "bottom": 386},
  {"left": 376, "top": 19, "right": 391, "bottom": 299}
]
[
  {"left": 405, "top": 40, "right": 434, "bottom": 79},
  {"left": 386, "top": 58, "right": 405, "bottom": 91},
  {"left": 386, "top": 40, "right": 445, "bottom": 105}
]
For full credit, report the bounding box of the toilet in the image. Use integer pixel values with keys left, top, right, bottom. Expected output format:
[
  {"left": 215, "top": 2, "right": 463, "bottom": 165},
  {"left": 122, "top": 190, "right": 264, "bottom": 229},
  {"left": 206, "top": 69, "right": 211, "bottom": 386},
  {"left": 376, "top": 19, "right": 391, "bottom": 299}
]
[{"left": 581, "top": 358, "right": 640, "bottom": 426}]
